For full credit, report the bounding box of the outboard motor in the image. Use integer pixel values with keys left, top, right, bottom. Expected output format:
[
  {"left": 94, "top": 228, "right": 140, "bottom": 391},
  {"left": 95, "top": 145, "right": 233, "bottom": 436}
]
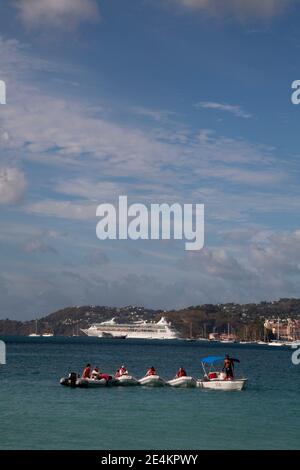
[{"left": 69, "top": 372, "right": 78, "bottom": 387}]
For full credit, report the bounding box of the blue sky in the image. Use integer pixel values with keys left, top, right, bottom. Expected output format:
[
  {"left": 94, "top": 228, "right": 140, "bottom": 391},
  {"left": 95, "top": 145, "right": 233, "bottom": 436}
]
[{"left": 1, "top": 0, "right": 300, "bottom": 319}]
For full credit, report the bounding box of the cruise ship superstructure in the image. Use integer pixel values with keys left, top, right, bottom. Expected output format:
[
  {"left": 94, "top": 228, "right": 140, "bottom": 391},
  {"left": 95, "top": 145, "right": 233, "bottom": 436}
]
[{"left": 81, "top": 316, "right": 180, "bottom": 340}]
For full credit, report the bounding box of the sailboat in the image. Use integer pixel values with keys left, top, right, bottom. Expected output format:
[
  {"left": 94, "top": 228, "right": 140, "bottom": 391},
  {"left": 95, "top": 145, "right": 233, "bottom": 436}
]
[
  {"left": 268, "top": 317, "right": 285, "bottom": 346},
  {"left": 72, "top": 322, "right": 80, "bottom": 337},
  {"left": 29, "top": 319, "right": 40, "bottom": 337},
  {"left": 239, "top": 326, "right": 252, "bottom": 344},
  {"left": 220, "top": 323, "right": 236, "bottom": 343},
  {"left": 186, "top": 323, "right": 196, "bottom": 341}
]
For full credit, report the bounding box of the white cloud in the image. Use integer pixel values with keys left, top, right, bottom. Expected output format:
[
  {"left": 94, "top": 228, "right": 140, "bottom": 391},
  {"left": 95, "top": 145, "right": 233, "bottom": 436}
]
[
  {"left": 24, "top": 238, "right": 58, "bottom": 254},
  {"left": 26, "top": 199, "right": 97, "bottom": 220},
  {"left": 174, "top": 0, "right": 290, "bottom": 19},
  {"left": 0, "top": 167, "right": 27, "bottom": 204},
  {"left": 15, "top": 0, "right": 100, "bottom": 30},
  {"left": 196, "top": 101, "right": 252, "bottom": 119},
  {"left": 131, "top": 106, "right": 176, "bottom": 123}
]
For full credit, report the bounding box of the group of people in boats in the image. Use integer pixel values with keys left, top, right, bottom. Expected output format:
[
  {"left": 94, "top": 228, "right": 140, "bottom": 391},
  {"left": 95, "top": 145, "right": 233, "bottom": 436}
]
[
  {"left": 81, "top": 355, "right": 237, "bottom": 381},
  {"left": 145, "top": 366, "right": 187, "bottom": 378},
  {"left": 81, "top": 364, "right": 189, "bottom": 380},
  {"left": 82, "top": 364, "right": 111, "bottom": 381}
]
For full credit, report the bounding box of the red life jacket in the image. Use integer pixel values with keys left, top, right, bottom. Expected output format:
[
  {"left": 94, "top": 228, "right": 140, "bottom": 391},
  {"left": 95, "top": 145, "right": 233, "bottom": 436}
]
[{"left": 82, "top": 367, "right": 91, "bottom": 378}]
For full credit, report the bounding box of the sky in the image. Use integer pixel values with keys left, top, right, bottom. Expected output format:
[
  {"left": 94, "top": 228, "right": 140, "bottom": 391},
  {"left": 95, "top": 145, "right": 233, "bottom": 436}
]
[{"left": 1, "top": 0, "right": 300, "bottom": 319}]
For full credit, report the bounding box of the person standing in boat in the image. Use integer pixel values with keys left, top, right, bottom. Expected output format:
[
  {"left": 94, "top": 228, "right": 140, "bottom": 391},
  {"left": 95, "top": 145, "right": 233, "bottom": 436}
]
[
  {"left": 82, "top": 363, "right": 91, "bottom": 379},
  {"left": 222, "top": 355, "right": 234, "bottom": 380},
  {"left": 176, "top": 367, "right": 187, "bottom": 378}
]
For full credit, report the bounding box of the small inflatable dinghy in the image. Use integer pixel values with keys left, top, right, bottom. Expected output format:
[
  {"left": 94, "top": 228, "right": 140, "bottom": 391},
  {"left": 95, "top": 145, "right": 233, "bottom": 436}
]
[
  {"left": 167, "top": 376, "right": 196, "bottom": 388},
  {"left": 138, "top": 375, "right": 165, "bottom": 387},
  {"left": 60, "top": 373, "right": 114, "bottom": 388},
  {"left": 115, "top": 375, "right": 139, "bottom": 386},
  {"left": 77, "top": 377, "right": 109, "bottom": 388}
]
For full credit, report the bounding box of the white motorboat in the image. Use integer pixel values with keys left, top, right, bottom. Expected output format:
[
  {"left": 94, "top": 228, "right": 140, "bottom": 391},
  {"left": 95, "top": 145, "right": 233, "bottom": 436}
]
[
  {"left": 115, "top": 374, "right": 139, "bottom": 386},
  {"left": 197, "top": 378, "right": 247, "bottom": 391},
  {"left": 197, "top": 356, "right": 247, "bottom": 391},
  {"left": 167, "top": 376, "right": 196, "bottom": 388},
  {"left": 42, "top": 333, "right": 54, "bottom": 337},
  {"left": 138, "top": 375, "right": 165, "bottom": 387}
]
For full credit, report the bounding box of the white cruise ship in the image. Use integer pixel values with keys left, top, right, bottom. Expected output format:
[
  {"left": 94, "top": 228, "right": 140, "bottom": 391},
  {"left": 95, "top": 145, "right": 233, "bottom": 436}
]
[{"left": 81, "top": 316, "right": 180, "bottom": 340}]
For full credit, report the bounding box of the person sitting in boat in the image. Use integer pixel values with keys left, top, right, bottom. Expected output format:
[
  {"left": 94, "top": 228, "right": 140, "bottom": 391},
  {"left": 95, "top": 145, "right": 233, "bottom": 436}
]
[
  {"left": 146, "top": 366, "right": 156, "bottom": 376},
  {"left": 82, "top": 363, "right": 91, "bottom": 379},
  {"left": 91, "top": 367, "right": 101, "bottom": 379},
  {"left": 115, "top": 365, "right": 128, "bottom": 378},
  {"left": 176, "top": 367, "right": 187, "bottom": 378},
  {"left": 222, "top": 355, "right": 234, "bottom": 380}
]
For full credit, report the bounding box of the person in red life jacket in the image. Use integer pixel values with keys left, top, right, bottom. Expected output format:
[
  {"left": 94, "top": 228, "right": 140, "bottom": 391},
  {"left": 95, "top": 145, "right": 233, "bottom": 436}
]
[
  {"left": 91, "top": 367, "right": 101, "bottom": 379},
  {"left": 82, "top": 363, "right": 91, "bottom": 379},
  {"left": 176, "top": 367, "right": 187, "bottom": 378},
  {"left": 115, "top": 365, "right": 128, "bottom": 378},
  {"left": 119, "top": 365, "right": 128, "bottom": 376},
  {"left": 146, "top": 366, "right": 156, "bottom": 376}
]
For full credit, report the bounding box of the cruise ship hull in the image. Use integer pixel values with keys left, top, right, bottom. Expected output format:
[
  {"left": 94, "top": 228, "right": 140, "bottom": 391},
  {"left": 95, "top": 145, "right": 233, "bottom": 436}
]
[{"left": 81, "top": 329, "right": 178, "bottom": 340}]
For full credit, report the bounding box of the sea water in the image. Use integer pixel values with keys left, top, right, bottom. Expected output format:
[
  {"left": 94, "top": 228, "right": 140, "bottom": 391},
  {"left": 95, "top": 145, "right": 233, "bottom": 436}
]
[{"left": 0, "top": 337, "right": 299, "bottom": 450}]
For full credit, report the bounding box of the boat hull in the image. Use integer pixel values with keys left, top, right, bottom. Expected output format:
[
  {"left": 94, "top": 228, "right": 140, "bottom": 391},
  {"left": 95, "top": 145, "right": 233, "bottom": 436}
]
[
  {"left": 77, "top": 378, "right": 113, "bottom": 388},
  {"left": 60, "top": 376, "right": 113, "bottom": 388},
  {"left": 167, "top": 376, "right": 196, "bottom": 388},
  {"left": 197, "top": 379, "right": 247, "bottom": 391},
  {"left": 138, "top": 375, "right": 165, "bottom": 387},
  {"left": 115, "top": 375, "right": 139, "bottom": 386}
]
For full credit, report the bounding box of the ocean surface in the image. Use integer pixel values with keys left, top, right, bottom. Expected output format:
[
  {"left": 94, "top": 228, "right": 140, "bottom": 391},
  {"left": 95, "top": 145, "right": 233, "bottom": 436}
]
[{"left": 0, "top": 336, "right": 299, "bottom": 450}]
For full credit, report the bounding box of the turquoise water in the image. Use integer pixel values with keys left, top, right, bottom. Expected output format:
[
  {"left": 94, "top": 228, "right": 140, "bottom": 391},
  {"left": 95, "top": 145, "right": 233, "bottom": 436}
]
[{"left": 0, "top": 337, "right": 299, "bottom": 450}]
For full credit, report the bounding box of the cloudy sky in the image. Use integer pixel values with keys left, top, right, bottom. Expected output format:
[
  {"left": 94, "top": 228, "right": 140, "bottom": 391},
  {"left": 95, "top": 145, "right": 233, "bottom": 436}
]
[{"left": 1, "top": 0, "right": 300, "bottom": 319}]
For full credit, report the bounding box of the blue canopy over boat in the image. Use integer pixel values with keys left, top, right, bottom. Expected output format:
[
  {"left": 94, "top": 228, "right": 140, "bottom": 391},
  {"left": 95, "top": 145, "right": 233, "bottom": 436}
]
[{"left": 201, "top": 356, "right": 224, "bottom": 364}]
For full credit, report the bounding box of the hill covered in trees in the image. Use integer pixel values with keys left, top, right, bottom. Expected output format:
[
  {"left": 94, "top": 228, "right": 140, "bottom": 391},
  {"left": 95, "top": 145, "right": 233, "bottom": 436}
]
[{"left": 1, "top": 298, "right": 300, "bottom": 339}]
